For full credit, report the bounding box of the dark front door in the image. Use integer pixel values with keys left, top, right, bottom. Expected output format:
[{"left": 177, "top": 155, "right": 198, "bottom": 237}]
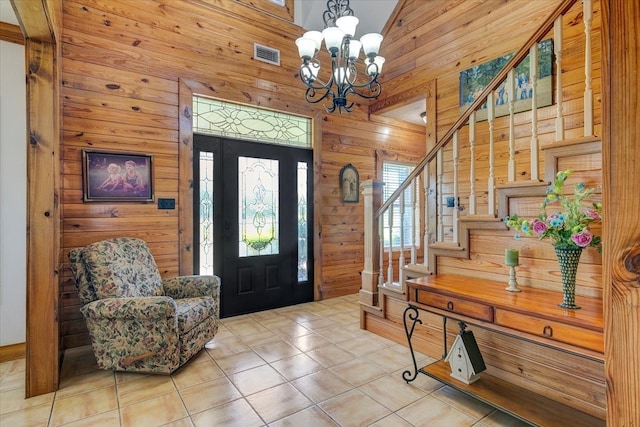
[{"left": 193, "top": 134, "right": 313, "bottom": 317}]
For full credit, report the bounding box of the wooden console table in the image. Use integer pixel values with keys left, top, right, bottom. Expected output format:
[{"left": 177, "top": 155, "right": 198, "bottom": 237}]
[{"left": 402, "top": 274, "right": 604, "bottom": 427}]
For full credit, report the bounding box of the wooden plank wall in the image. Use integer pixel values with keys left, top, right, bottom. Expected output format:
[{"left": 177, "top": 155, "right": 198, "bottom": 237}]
[{"left": 58, "top": 0, "right": 425, "bottom": 348}]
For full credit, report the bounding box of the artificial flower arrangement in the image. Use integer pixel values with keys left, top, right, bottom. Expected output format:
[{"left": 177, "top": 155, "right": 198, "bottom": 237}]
[{"left": 504, "top": 169, "right": 603, "bottom": 251}]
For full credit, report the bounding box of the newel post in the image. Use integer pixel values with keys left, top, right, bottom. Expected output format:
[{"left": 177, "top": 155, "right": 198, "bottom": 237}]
[{"left": 360, "top": 179, "right": 383, "bottom": 308}]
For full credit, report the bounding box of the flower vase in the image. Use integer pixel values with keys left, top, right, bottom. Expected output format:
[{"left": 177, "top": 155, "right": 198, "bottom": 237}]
[{"left": 554, "top": 246, "right": 583, "bottom": 309}]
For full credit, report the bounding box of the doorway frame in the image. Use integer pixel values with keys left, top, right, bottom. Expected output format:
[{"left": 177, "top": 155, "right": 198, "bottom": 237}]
[
  {"left": 192, "top": 135, "right": 315, "bottom": 315},
  {"left": 177, "top": 79, "right": 323, "bottom": 301}
]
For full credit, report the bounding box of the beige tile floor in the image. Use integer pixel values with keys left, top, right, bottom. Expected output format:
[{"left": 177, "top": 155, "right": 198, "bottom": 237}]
[{"left": 0, "top": 294, "right": 529, "bottom": 426}]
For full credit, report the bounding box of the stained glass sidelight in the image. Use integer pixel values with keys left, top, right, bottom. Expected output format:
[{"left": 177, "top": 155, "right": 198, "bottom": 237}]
[
  {"left": 239, "top": 156, "right": 279, "bottom": 257},
  {"left": 297, "top": 162, "right": 308, "bottom": 282},
  {"left": 199, "top": 152, "right": 215, "bottom": 274},
  {"left": 193, "top": 96, "right": 311, "bottom": 148}
]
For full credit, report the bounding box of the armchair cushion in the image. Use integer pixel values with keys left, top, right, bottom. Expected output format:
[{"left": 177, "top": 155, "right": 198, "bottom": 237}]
[{"left": 82, "top": 238, "right": 164, "bottom": 299}]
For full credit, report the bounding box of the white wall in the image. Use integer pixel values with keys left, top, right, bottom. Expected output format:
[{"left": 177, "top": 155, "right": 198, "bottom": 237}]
[{"left": 0, "top": 2, "right": 27, "bottom": 347}]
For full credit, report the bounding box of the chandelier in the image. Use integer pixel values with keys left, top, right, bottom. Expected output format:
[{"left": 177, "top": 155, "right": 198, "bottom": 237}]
[{"left": 295, "top": 0, "right": 385, "bottom": 114}]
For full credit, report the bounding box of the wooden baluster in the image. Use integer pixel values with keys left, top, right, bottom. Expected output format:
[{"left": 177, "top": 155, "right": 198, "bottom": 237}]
[
  {"left": 411, "top": 177, "right": 417, "bottom": 265},
  {"left": 387, "top": 201, "right": 393, "bottom": 285},
  {"left": 487, "top": 91, "right": 495, "bottom": 216},
  {"left": 508, "top": 69, "right": 516, "bottom": 182},
  {"left": 453, "top": 131, "right": 460, "bottom": 243},
  {"left": 378, "top": 218, "right": 384, "bottom": 289},
  {"left": 583, "top": 0, "right": 593, "bottom": 136},
  {"left": 437, "top": 149, "right": 444, "bottom": 242},
  {"left": 423, "top": 168, "right": 431, "bottom": 268},
  {"left": 399, "top": 192, "right": 405, "bottom": 276},
  {"left": 468, "top": 114, "right": 476, "bottom": 215},
  {"left": 529, "top": 43, "right": 539, "bottom": 181},
  {"left": 554, "top": 16, "right": 564, "bottom": 141}
]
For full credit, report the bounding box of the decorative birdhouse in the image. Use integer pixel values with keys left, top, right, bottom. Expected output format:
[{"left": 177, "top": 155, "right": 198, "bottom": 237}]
[{"left": 445, "top": 322, "right": 486, "bottom": 384}]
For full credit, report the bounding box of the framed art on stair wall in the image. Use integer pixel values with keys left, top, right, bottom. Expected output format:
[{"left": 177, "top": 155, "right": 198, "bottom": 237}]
[{"left": 459, "top": 39, "right": 554, "bottom": 121}]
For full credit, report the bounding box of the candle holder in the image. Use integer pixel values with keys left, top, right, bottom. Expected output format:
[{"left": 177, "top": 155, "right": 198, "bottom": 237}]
[
  {"left": 505, "top": 265, "right": 521, "bottom": 292},
  {"left": 505, "top": 249, "right": 521, "bottom": 292}
]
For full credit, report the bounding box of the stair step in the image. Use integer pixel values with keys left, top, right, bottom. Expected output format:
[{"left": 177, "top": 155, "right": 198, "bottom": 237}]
[
  {"left": 403, "top": 263, "right": 433, "bottom": 275},
  {"left": 540, "top": 135, "right": 600, "bottom": 150},
  {"left": 381, "top": 281, "right": 402, "bottom": 289},
  {"left": 380, "top": 282, "right": 405, "bottom": 297},
  {"left": 459, "top": 215, "right": 501, "bottom": 222},
  {"left": 429, "top": 242, "right": 465, "bottom": 251},
  {"left": 541, "top": 137, "right": 602, "bottom": 182},
  {"left": 495, "top": 181, "right": 549, "bottom": 189},
  {"left": 496, "top": 184, "right": 550, "bottom": 219}
]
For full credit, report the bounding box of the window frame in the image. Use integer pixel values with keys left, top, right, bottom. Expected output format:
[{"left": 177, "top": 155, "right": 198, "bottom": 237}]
[{"left": 381, "top": 160, "right": 421, "bottom": 251}]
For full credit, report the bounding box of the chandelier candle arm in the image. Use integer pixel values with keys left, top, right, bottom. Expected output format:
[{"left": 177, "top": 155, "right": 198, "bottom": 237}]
[{"left": 294, "top": 0, "right": 385, "bottom": 114}]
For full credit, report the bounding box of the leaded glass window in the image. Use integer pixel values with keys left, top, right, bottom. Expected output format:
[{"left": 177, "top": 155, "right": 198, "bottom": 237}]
[
  {"left": 199, "top": 152, "right": 215, "bottom": 274},
  {"left": 297, "top": 161, "right": 308, "bottom": 282},
  {"left": 239, "top": 156, "right": 279, "bottom": 257},
  {"left": 193, "top": 96, "right": 311, "bottom": 148}
]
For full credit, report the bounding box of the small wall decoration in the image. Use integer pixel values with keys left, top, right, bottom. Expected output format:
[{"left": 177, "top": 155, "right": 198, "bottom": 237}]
[
  {"left": 339, "top": 163, "right": 359, "bottom": 203},
  {"left": 459, "top": 39, "right": 553, "bottom": 121},
  {"left": 82, "top": 150, "right": 153, "bottom": 202}
]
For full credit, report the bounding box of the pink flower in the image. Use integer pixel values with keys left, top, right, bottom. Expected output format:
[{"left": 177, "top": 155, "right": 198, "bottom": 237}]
[
  {"left": 571, "top": 232, "right": 593, "bottom": 247},
  {"left": 531, "top": 219, "right": 548, "bottom": 235},
  {"left": 586, "top": 210, "right": 601, "bottom": 220}
]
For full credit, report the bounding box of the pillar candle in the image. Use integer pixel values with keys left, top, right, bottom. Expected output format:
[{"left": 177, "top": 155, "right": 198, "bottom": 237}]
[{"left": 505, "top": 249, "right": 519, "bottom": 266}]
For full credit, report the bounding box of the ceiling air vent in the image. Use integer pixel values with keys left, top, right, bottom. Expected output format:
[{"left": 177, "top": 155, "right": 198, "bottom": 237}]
[{"left": 254, "top": 43, "right": 280, "bottom": 66}]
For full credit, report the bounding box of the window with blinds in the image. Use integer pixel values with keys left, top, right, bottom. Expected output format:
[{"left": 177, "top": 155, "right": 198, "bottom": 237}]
[{"left": 382, "top": 161, "right": 419, "bottom": 249}]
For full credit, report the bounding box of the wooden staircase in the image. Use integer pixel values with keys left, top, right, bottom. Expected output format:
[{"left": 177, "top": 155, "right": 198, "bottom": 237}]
[{"left": 361, "top": 0, "right": 602, "bottom": 305}]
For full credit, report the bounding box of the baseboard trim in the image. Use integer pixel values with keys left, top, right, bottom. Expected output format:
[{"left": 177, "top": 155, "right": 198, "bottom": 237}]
[{"left": 0, "top": 343, "right": 26, "bottom": 363}]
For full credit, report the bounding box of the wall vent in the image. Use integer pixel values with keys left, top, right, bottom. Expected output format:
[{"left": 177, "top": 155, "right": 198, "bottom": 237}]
[{"left": 254, "top": 43, "right": 280, "bottom": 66}]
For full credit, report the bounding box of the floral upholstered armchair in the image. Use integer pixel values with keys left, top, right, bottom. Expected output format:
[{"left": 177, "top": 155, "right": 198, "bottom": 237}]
[{"left": 68, "top": 237, "right": 220, "bottom": 374}]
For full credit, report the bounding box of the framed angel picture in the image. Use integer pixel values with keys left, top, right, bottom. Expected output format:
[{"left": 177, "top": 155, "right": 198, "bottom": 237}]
[{"left": 340, "top": 163, "right": 359, "bottom": 203}]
